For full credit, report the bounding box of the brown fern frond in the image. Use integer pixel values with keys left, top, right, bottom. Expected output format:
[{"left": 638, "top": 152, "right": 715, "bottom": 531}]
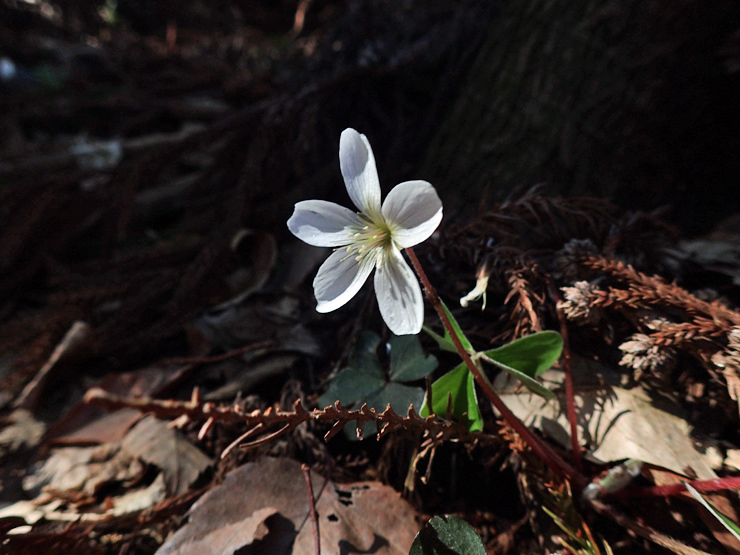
[
  {"left": 504, "top": 268, "right": 544, "bottom": 338},
  {"left": 84, "top": 388, "right": 497, "bottom": 455}
]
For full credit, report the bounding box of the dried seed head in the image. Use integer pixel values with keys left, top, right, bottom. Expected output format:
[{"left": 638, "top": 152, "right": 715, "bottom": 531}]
[
  {"left": 558, "top": 281, "right": 603, "bottom": 324},
  {"left": 554, "top": 238, "right": 598, "bottom": 282},
  {"left": 619, "top": 333, "right": 676, "bottom": 380}
]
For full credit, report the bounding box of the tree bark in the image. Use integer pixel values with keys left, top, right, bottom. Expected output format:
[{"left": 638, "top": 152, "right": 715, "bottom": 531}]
[{"left": 424, "top": 0, "right": 740, "bottom": 234}]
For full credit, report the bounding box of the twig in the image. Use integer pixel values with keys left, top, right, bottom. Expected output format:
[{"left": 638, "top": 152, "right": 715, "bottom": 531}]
[
  {"left": 405, "top": 247, "right": 585, "bottom": 490},
  {"left": 14, "top": 321, "right": 92, "bottom": 410},
  {"left": 588, "top": 499, "right": 713, "bottom": 555},
  {"left": 161, "top": 341, "right": 273, "bottom": 365},
  {"left": 302, "top": 464, "right": 320, "bottom": 555},
  {"left": 290, "top": 0, "right": 314, "bottom": 38}
]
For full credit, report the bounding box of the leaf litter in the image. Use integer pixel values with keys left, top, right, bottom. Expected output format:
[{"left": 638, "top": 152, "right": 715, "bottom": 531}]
[{"left": 157, "top": 457, "right": 418, "bottom": 555}]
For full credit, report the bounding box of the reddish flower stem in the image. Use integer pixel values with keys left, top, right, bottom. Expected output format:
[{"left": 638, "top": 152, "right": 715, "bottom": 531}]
[
  {"left": 547, "top": 279, "right": 583, "bottom": 473},
  {"left": 405, "top": 248, "right": 585, "bottom": 490},
  {"left": 609, "top": 476, "right": 740, "bottom": 501}
]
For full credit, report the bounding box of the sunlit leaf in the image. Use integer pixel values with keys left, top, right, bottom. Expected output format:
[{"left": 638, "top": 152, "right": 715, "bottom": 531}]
[
  {"left": 482, "top": 331, "right": 563, "bottom": 377},
  {"left": 420, "top": 363, "right": 483, "bottom": 432},
  {"left": 482, "top": 355, "right": 556, "bottom": 399}
]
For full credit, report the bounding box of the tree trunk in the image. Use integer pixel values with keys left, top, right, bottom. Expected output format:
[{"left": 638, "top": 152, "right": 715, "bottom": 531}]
[{"left": 424, "top": 0, "right": 740, "bottom": 234}]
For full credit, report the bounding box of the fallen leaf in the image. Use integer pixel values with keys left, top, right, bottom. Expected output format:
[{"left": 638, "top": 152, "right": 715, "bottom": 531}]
[
  {"left": 204, "top": 354, "right": 301, "bottom": 401},
  {"left": 157, "top": 457, "right": 419, "bottom": 555},
  {"left": 0, "top": 410, "right": 46, "bottom": 456},
  {"left": 110, "top": 472, "right": 167, "bottom": 515},
  {"left": 23, "top": 416, "right": 210, "bottom": 505},
  {"left": 196, "top": 293, "right": 320, "bottom": 355},
  {"left": 499, "top": 361, "right": 717, "bottom": 479},
  {"left": 120, "top": 415, "right": 212, "bottom": 496}
]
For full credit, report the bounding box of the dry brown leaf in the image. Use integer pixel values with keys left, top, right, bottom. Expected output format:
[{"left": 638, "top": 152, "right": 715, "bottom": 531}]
[
  {"left": 157, "top": 457, "right": 419, "bottom": 555},
  {"left": 121, "top": 415, "right": 211, "bottom": 496},
  {"left": 23, "top": 415, "right": 210, "bottom": 504},
  {"left": 499, "top": 365, "right": 717, "bottom": 480},
  {"left": 44, "top": 364, "right": 188, "bottom": 445},
  {"left": 0, "top": 410, "right": 46, "bottom": 456}
]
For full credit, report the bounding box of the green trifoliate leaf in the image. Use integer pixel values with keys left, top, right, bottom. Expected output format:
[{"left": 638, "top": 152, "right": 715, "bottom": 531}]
[
  {"left": 389, "top": 334, "right": 438, "bottom": 382},
  {"left": 317, "top": 364, "right": 386, "bottom": 409},
  {"left": 317, "top": 331, "right": 385, "bottom": 409},
  {"left": 348, "top": 330, "right": 384, "bottom": 374}
]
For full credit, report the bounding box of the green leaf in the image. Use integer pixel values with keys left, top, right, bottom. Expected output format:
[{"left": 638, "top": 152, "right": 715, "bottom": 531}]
[
  {"left": 420, "top": 363, "right": 483, "bottom": 432},
  {"left": 348, "top": 331, "right": 383, "bottom": 374},
  {"left": 424, "top": 301, "right": 474, "bottom": 354},
  {"left": 481, "top": 355, "right": 556, "bottom": 399},
  {"left": 409, "top": 515, "right": 486, "bottom": 555},
  {"left": 389, "top": 335, "right": 438, "bottom": 382},
  {"left": 440, "top": 300, "right": 474, "bottom": 352},
  {"left": 684, "top": 482, "right": 740, "bottom": 542},
  {"left": 480, "top": 331, "right": 561, "bottom": 399},
  {"left": 481, "top": 331, "right": 563, "bottom": 378},
  {"left": 352, "top": 382, "right": 425, "bottom": 439},
  {"left": 423, "top": 325, "right": 457, "bottom": 354},
  {"left": 317, "top": 331, "right": 385, "bottom": 409},
  {"left": 317, "top": 365, "right": 385, "bottom": 409},
  {"left": 365, "top": 382, "right": 426, "bottom": 416}
]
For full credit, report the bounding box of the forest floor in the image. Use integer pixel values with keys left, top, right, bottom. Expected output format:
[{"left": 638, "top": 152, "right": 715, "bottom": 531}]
[{"left": 2, "top": 2, "right": 740, "bottom": 554}]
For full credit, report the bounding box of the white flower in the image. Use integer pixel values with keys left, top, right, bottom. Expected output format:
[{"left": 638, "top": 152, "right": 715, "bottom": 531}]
[{"left": 287, "top": 128, "right": 443, "bottom": 335}]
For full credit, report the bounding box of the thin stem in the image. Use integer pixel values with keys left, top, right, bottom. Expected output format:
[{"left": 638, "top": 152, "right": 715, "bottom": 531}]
[
  {"left": 302, "top": 464, "right": 321, "bottom": 555},
  {"left": 405, "top": 248, "right": 585, "bottom": 490},
  {"left": 608, "top": 476, "right": 740, "bottom": 500},
  {"left": 547, "top": 279, "right": 583, "bottom": 473}
]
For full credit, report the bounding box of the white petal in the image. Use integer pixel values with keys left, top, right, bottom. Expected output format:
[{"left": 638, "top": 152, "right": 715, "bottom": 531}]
[
  {"left": 381, "top": 180, "right": 442, "bottom": 248},
  {"left": 287, "top": 200, "right": 362, "bottom": 247},
  {"left": 374, "top": 247, "right": 424, "bottom": 335},
  {"left": 314, "top": 248, "right": 376, "bottom": 313},
  {"left": 339, "top": 128, "right": 381, "bottom": 215}
]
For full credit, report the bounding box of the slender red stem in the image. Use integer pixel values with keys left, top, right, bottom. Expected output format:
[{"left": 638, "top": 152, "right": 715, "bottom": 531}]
[
  {"left": 302, "top": 464, "right": 321, "bottom": 555},
  {"left": 609, "top": 476, "right": 740, "bottom": 500},
  {"left": 405, "top": 248, "right": 585, "bottom": 490},
  {"left": 547, "top": 279, "right": 583, "bottom": 473}
]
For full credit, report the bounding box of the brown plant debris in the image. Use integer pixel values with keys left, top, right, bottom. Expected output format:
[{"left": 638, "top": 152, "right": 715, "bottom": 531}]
[
  {"left": 83, "top": 388, "right": 493, "bottom": 455},
  {"left": 561, "top": 255, "right": 740, "bottom": 409}
]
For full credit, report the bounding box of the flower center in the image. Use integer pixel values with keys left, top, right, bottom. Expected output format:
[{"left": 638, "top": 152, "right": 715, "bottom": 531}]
[{"left": 345, "top": 214, "right": 394, "bottom": 261}]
